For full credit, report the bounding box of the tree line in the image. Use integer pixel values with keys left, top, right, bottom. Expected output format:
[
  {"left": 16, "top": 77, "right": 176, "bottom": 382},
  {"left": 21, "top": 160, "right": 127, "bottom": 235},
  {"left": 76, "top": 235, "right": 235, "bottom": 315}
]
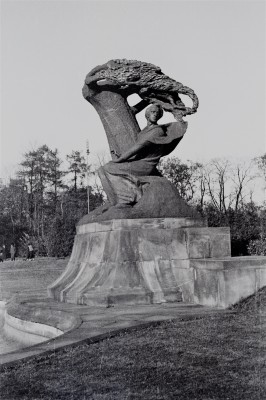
[
  {"left": 0, "top": 146, "right": 265, "bottom": 258},
  {"left": 0, "top": 145, "right": 103, "bottom": 258},
  {"left": 158, "top": 155, "right": 266, "bottom": 256}
]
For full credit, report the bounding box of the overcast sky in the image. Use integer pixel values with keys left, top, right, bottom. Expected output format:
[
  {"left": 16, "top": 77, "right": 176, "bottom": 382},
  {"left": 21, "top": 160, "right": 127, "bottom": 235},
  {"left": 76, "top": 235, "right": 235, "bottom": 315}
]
[{"left": 1, "top": 0, "right": 265, "bottom": 181}]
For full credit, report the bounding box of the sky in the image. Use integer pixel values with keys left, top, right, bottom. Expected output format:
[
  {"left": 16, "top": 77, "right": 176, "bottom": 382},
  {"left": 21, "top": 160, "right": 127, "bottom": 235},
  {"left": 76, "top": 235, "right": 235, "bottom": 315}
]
[{"left": 1, "top": 0, "right": 265, "bottom": 183}]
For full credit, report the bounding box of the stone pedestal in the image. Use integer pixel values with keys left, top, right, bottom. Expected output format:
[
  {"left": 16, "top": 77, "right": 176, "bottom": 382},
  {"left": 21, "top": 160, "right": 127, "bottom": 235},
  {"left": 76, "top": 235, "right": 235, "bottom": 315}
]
[
  {"left": 191, "top": 256, "right": 266, "bottom": 308},
  {"left": 48, "top": 217, "right": 231, "bottom": 306}
]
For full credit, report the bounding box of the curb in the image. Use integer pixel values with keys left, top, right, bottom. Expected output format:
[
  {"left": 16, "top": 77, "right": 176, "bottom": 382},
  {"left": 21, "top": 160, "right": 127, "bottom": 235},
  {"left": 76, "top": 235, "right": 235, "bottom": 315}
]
[{"left": 0, "top": 310, "right": 232, "bottom": 370}]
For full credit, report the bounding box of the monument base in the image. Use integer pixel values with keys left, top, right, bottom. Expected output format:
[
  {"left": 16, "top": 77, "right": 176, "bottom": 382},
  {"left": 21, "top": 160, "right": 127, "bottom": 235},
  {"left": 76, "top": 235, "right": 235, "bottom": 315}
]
[{"left": 48, "top": 217, "right": 232, "bottom": 306}]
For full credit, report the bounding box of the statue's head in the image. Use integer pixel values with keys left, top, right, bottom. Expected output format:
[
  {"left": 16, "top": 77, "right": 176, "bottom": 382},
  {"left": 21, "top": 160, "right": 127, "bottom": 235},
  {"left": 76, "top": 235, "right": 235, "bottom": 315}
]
[{"left": 145, "top": 104, "right": 163, "bottom": 123}]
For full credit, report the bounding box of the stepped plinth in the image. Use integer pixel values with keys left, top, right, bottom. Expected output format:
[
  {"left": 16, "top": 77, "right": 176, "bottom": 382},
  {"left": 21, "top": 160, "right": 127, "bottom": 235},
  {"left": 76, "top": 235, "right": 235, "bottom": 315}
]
[
  {"left": 48, "top": 217, "right": 266, "bottom": 308},
  {"left": 48, "top": 217, "right": 228, "bottom": 306}
]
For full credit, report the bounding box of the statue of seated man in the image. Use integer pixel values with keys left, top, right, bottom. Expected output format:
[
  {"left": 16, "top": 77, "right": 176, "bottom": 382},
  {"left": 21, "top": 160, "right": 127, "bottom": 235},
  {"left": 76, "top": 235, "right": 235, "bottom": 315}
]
[{"left": 98, "top": 104, "right": 188, "bottom": 207}]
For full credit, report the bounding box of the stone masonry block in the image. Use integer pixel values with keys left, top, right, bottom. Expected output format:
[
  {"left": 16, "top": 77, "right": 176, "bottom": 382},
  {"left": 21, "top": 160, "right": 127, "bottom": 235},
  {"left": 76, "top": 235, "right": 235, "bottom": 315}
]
[
  {"left": 171, "top": 266, "right": 194, "bottom": 303},
  {"left": 193, "top": 269, "right": 220, "bottom": 307}
]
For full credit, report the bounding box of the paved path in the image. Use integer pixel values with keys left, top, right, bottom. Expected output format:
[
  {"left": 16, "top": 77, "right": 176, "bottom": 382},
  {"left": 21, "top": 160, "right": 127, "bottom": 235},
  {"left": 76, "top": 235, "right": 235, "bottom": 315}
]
[{"left": 0, "top": 258, "right": 229, "bottom": 367}]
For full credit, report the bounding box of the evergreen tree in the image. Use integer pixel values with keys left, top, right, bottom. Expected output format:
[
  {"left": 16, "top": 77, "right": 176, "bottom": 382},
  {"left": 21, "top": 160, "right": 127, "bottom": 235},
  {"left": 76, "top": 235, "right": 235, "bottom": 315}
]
[{"left": 66, "top": 150, "right": 87, "bottom": 192}]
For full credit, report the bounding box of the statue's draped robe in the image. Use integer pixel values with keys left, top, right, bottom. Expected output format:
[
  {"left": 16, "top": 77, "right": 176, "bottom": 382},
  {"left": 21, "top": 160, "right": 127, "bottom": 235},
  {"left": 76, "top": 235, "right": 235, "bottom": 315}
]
[{"left": 99, "top": 120, "right": 188, "bottom": 205}]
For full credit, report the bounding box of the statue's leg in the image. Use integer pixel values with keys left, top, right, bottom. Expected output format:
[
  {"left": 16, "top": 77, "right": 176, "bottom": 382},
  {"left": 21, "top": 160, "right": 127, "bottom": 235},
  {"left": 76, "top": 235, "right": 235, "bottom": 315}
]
[
  {"left": 98, "top": 164, "right": 143, "bottom": 207},
  {"left": 97, "top": 166, "right": 117, "bottom": 206},
  {"left": 113, "top": 175, "right": 143, "bottom": 206}
]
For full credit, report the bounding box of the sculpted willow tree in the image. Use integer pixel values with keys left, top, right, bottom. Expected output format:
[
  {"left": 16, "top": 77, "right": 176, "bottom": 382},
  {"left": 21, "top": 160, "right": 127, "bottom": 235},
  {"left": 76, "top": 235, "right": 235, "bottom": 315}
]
[{"left": 81, "top": 59, "right": 199, "bottom": 222}]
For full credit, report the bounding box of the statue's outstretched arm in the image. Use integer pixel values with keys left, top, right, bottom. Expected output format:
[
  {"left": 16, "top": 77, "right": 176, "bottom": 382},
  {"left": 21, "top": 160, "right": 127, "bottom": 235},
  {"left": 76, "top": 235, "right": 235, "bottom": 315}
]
[{"left": 130, "top": 99, "right": 149, "bottom": 115}]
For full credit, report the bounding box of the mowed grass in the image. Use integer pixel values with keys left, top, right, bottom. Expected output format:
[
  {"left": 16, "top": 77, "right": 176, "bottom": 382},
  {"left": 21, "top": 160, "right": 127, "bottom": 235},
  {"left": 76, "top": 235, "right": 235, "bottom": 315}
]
[
  {"left": 1, "top": 289, "right": 266, "bottom": 400},
  {"left": 0, "top": 258, "right": 68, "bottom": 300}
]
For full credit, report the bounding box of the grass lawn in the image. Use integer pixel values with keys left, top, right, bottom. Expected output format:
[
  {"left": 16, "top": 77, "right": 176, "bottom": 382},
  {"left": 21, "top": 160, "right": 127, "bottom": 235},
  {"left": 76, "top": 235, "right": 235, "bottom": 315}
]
[
  {"left": 0, "top": 258, "right": 67, "bottom": 300},
  {"left": 0, "top": 289, "right": 265, "bottom": 400}
]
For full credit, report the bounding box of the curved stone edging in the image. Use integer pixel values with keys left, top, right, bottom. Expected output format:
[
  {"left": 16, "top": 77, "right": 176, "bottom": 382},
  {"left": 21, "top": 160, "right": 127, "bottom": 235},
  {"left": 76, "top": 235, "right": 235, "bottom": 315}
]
[
  {"left": 0, "top": 306, "right": 226, "bottom": 369},
  {"left": 3, "top": 312, "right": 64, "bottom": 346},
  {"left": 0, "top": 301, "right": 6, "bottom": 331},
  {"left": 0, "top": 301, "right": 6, "bottom": 310},
  {"left": 0, "top": 319, "right": 171, "bottom": 369},
  {"left": 1, "top": 299, "right": 82, "bottom": 349}
]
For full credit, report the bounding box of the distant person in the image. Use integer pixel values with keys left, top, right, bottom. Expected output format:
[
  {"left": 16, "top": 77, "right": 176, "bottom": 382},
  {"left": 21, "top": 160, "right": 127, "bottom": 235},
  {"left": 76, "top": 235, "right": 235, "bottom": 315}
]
[
  {"left": 2, "top": 244, "right": 6, "bottom": 261},
  {"left": 10, "top": 243, "right": 15, "bottom": 261},
  {"left": 0, "top": 247, "right": 3, "bottom": 262},
  {"left": 28, "top": 243, "right": 34, "bottom": 260}
]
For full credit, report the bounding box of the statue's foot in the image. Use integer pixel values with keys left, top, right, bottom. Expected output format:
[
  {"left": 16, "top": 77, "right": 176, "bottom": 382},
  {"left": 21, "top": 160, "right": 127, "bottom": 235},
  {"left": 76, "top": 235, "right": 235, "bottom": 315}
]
[
  {"left": 107, "top": 203, "right": 133, "bottom": 212},
  {"left": 100, "top": 202, "right": 132, "bottom": 214},
  {"left": 101, "top": 203, "right": 112, "bottom": 214},
  {"left": 114, "top": 203, "right": 133, "bottom": 209}
]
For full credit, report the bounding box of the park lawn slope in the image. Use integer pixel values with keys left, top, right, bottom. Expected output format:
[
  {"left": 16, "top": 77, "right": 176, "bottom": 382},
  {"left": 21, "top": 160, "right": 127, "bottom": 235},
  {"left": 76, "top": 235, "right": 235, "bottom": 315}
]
[{"left": 0, "top": 288, "right": 265, "bottom": 400}]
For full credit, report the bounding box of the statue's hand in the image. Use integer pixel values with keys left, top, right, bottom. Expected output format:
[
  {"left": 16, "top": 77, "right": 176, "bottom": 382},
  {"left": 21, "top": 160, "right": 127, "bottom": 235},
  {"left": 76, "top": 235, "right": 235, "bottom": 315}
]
[
  {"left": 111, "top": 149, "right": 121, "bottom": 159},
  {"left": 113, "top": 157, "right": 125, "bottom": 163},
  {"left": 172, "top": 108, "right": 185, "bottom": 121}
]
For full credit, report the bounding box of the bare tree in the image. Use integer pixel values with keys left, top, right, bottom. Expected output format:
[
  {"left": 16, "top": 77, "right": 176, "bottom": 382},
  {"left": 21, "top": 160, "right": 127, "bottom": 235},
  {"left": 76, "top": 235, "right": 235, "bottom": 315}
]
[
  {"left": 231, "top": 161, "right": 255, "bottom": 211},
  {"left": 204, "top": 159, "right": 231, "bottom": 214},
  {"left": 203, "top": 158, "right": 256, "bottom": 215}
]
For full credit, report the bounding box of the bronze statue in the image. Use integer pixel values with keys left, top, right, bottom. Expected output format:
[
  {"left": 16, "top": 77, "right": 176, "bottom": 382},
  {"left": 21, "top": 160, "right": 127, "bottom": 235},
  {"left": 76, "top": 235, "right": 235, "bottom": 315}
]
[
  {"left": 81, "top": 59, "right": 199, "bottom": 222},
  {"left": 98, "top": 104, "right": 187, "bottom": 207}
]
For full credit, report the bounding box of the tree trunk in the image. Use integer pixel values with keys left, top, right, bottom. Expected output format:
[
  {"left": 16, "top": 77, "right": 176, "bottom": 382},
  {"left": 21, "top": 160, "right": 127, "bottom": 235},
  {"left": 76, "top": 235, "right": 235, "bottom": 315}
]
[{"left": 84, "top": 88, "right": 140, "bottom": 158}]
